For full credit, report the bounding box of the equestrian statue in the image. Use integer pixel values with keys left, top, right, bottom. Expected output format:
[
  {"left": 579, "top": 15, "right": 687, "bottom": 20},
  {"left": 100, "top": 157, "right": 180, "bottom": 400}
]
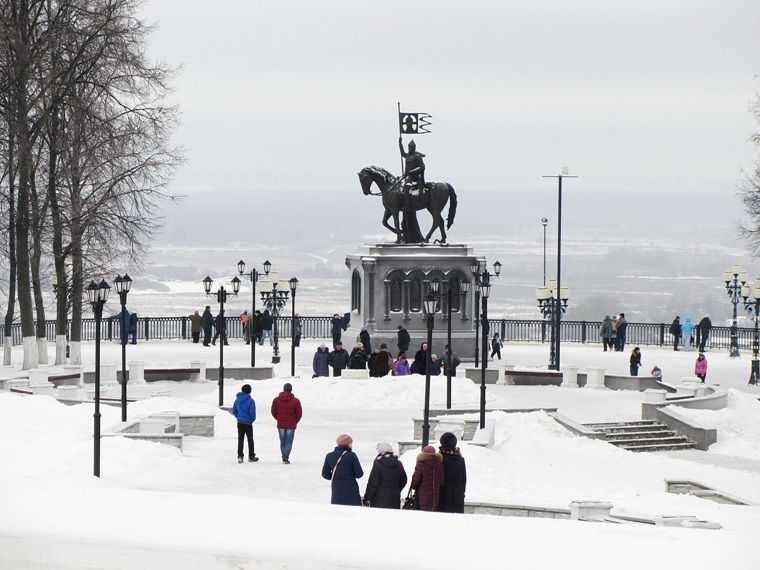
[{"left": 358, "top": 138, "right": 458, "bottom": 244}]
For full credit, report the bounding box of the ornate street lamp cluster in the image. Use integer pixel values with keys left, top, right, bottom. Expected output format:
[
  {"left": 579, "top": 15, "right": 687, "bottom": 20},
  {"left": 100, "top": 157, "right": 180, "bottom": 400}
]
[
  {"left": 203, "top": 274, "right": 241, "bottom": 406},
  {"left": 257, "top": 271, "right": 298, "bottom": 369},
  {"left": 471, "top": 260, "right": 501, "bottom": 430},
  {"left": 724, "top": 264, "right": 747, "bottom": 359},
  {"left": 237, "top": 259, "right": 271, "bottom": 367},
  {"left": 86, "top": 279, "right": 111, "bottom": 478},
  {"left": 113, "top": 274, "right": 132, "bottom": 422},
  {"left": 739, "top": 272, "right": 760, "bottom": 386},
  {"left": 536, "top": 278, "right": 570, "bottom": 371}
]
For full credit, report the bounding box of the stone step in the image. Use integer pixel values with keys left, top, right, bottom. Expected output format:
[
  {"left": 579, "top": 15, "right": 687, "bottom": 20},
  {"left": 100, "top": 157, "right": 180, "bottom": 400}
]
[
  {"left": 603, "top": 429, "right": 673, "bottom": 439},
  {"left": 608, "top": 435, "right": 692, "bottom": 447},
  {"left": 586, "top": 420, "right": 659, "bottom": 429},
  {"left": 582, "top": 420, "right": 698, "bottom": 452},
  {"left": 620, "top": 441, "right": 699, "bottom": 452}
]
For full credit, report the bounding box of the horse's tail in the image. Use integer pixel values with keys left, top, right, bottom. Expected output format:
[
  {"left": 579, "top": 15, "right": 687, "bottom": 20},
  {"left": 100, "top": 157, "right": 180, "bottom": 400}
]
[{"left": 446, "top": 183, "right": 458, "bottom": 230}]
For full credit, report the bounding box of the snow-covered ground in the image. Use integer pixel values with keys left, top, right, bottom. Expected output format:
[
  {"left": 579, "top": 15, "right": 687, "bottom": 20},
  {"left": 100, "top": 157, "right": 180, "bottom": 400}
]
[{"left": 1, "top": 338, "right": 759, "bottom": 569}]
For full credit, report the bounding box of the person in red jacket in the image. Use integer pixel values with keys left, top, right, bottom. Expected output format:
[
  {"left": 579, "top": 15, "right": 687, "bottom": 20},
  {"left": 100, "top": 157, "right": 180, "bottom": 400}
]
[
  {"left": 270, "top": 383, "right": 303, "bottom": 464},
  {"left": 410, "top": 445, "right": 444, "bottom": 511}
]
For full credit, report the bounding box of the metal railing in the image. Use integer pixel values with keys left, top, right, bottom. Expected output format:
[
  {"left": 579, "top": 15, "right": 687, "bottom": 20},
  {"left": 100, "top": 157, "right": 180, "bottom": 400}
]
[{"left": 0, "top": 316, "right": 751, "bottom": 353}]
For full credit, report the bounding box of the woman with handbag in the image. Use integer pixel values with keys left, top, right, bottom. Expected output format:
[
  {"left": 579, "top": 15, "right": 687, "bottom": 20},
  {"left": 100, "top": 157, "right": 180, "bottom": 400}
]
[
  {"left": 363, "top": 442, "right": 407, "bottom": 509},
  {"left": 410, "top": 445, "right": 444, "bottom": 511},
  {"left": 321, "top": 434, "right": 364, "bottom": 505}
]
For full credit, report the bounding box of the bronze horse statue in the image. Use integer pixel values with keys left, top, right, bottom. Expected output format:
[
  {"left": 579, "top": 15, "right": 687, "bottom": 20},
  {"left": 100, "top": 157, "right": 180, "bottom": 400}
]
[{"left": 358, "top": 165, "right": 458, "bottom": 244}]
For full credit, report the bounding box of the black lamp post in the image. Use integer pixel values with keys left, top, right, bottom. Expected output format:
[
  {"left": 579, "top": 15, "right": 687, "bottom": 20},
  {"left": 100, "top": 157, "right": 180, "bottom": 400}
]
[
  {"left": 471, "top": 261, "right": 501, "bottom": 369},
  {"left": 203, "top": 275, "right": 240, "bottom": 406},
  {"left": 741, "top": 277, "right": 760, "bottom": 386},
  {"left": 289, "top": 277, "right": 299, "bottom": 376},
  {"left": 259, "top": 270, "right": 294, "bottom": 365},
  {"left": 536, "top": 278, "right": 570, "bottom": 370},
  {"left": 87, "top": 279, "right": 111, "bottom": 478},
  {"left": 421, "top": 290, "right": 438, "bottom": 448},
  {"left": 237, "top": 259, "right": 271, "bottom": 367},
  {"left": 724, "top": 264, "right": 746, "bottom": 359},
  {"left": 445, "top": 278, "right": 470, "bottom": 409},
  {"left": 541, "top": 217, "right": 548, "bottom": 286},
  {"left": 543, "top": 168, "right": 577, "bottom": 372},
  {"left": 114, "top": 274, "right": 132, "bottom": 422}
]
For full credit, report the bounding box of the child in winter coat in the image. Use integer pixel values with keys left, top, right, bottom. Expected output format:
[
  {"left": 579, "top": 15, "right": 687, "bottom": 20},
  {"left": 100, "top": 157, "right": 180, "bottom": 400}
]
[
  {"left": 393, "top": 354, "right": 411, "bottom": 376},
  {"left": 694, "top": 353, "right": 708, "bottom": 382}
]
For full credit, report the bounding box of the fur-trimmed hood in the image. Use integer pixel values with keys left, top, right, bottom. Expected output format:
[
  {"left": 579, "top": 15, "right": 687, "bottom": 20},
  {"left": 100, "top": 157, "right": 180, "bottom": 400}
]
[{"left": 416, "top": 451, "right": 443, "bottom": 463}]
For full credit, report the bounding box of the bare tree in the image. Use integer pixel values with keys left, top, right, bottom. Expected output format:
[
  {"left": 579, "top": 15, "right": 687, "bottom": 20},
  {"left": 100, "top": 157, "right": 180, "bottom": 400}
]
[{"left": 738, "top": 80, "right": 760, "bottom": 257}]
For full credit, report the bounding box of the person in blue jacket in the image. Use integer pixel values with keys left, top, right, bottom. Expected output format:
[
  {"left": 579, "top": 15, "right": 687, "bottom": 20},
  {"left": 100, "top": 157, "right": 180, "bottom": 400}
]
[
  {"left": 322, "top": 434, "right": 363, "bottom": 505},
  {"left": 232, "top": 384, "right": 258, "bottom": 463},
  {"left": 682, "top": 316, "right": 695, "bottom": 352}
]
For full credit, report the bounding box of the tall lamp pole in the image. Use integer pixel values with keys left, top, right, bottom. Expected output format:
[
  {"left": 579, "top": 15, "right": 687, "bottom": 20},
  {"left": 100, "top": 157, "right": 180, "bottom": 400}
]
[
  {"left": 536, "top": 278, "right": 570, "bottom": 370},
  {"left": 445, "top": 278, "right": 469, "bottom": 409},
  {"left": 470, "top": 261, "right": 501, "bottom": 429},
  {"left": 237, "top": 259, "right": 271, "bottom": 367},
  {"left": 259, "top": 270, "right": 296, "bottom": 365},
  {"left": 543, "top": 168, "right": 577, "bottom": 371},
  {"left": 421, "top": 287, "right": 439, "bottom": 448},
  {"left": 203, "top": 275, "right": 240, "bottom": 406},
  {"left": 541, "top": 217, "right": 548, "bottom": 286},
  {"left": 289, "top": 277, "right": 299, "bottom": 376},
  {"left": 87, "top": 279, "right": 111, "bottom": 478},
  {"left": 724, "top": 264, "right": 746, "bottom": 359},
  {"left": 114, "top": 274, "right": 132, "bottom": 422},
  {"left": 741, "top": 277, "right": 760, "bottom": 386}
]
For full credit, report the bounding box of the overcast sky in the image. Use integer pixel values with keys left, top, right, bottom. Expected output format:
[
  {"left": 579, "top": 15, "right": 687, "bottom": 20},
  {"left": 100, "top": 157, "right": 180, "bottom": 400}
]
[{"left": 139, "top": 1, "right": 759, "bottom": 197}]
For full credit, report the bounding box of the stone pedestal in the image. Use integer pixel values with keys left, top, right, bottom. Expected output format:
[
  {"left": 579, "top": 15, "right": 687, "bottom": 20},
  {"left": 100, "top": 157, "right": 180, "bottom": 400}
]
[
  {"left": 129, "top": 361, "right": 145, "bottom": 384},
  {"left": 189, "top": 361, "right": 206, "bottom": 382},
  {"left": 344, "top": 243, "right": 484, "bottom": 359},
  {"left": 561, "top": 365, "right": 578, "bottom": 388},
  {"left": 644, "top": 389, "right": 667, "bottom": 403},
  {"left": 100, "top": 363, "right": 117, "bottom": 385},
  {"left": 586, "top": 367, "right": 606, "bottom": 389},
  {"left": 28, "top": 369, "right": 49, "bottom": 385}
]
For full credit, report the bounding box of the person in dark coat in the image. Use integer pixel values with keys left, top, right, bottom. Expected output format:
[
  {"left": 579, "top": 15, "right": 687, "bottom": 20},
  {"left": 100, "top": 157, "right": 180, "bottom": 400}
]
[
  {"left": 322, "top": 434, "right": 363, "bottom": 506},
  {"left": 331, "top": 314, "right": 343, "bottom": 348},
  {"left": 188, "top": 310, "right": 203, "bottom": 343},
  {"left": 697, "top": 315, "right": 712, "bottom": 352},
  {"left": 438, "top": 432, "right": 466, "bottom": 514},
  {"left": 630, "top": 346, "right": 642, "bottom": 376},
  {"left": 358, "top": 327, "right": 372, "bottom": 356},
  {"left": 429, "top": 354, "right": 441, "bottom": 376},
  {"left": 614, "top": 312, "right": 628, "bottom": 351},
  {"left": 412, "top": 342, "right": 428, "bottom": 375},
  {"left": 271, "top": 382, "right": 302, "bottom": 464},
  {"left": 411, "top": 445, "right": 444, "bottom": 512},
  {"left": 212, "top": 309, "right": 229, "bottom": 346},
  {"left": 669, "top": 316, "right": 682, "bottom": 351},
  {"left": 313, "top": 343, "right": 330, "bottom": 377},
  {"left": 363, "top": 442, "right": 407, "bottom": 509},
  {"left": 371, "top": 343, "right": 394, "bottom": 377},
  {"left": 441, "top": 345, "right": 460, "bottom": 377},
  {"left": 599, "top": 315, "right": 614, "bottom": 351},
  {"left": 292, "top": 314, "right": 302, "bottom": 347},
  {"left": 128, "top": 312, "right": 138, "bottom": 344},
  {"left": 202, "top": 306, "right": 214, "bottom": 346},
  {"left": 349, "top": 343, "right": 367, "bottom": 370},
  {"left": 328, "top": 342, "right": 350, "bottom": 376},
  {"left": 253, "top": 310, "right": 263, "bottom": 344},
  {"left": 397, "top": 325, "right": 410, "bottom": 357},
  {"left": 260, "top": 309, "right": 273, "bottom": 346}
]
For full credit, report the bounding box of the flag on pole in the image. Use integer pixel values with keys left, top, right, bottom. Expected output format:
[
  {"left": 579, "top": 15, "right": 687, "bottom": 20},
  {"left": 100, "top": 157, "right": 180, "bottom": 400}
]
[{"left": 398, "top": 110, "right": 432, "bottom": 134}]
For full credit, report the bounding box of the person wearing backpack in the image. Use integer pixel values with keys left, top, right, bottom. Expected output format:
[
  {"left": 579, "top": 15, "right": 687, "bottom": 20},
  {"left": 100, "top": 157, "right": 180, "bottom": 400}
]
[{"left": 349, "top": 343, "right": 368, "bottom": 370}]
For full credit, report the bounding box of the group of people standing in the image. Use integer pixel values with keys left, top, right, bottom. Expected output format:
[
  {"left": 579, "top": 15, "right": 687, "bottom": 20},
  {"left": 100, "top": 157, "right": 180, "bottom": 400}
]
[
  {"left": 322, "top": 432, "right": 467, "bottom": 513},
  {"left": 599, "top": 313, "right": 628, "bottom": 352},
  {"left": 188, "top": 306, "right": 303, "bottom": 349},
  {"left": 669, "top": 315, "right": 712, "bottom": 352}
]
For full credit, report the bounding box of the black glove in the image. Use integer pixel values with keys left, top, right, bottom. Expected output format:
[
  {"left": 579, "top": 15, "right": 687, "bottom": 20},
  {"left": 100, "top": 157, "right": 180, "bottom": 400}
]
[{"left": 362, "top": 499, "right": 370, "bottom": 507}]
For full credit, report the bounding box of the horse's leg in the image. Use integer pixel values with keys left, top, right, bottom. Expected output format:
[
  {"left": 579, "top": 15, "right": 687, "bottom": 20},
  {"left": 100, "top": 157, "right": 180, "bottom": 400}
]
[{"left": 382, "top": 208, "right": 401, "bottom": 241}]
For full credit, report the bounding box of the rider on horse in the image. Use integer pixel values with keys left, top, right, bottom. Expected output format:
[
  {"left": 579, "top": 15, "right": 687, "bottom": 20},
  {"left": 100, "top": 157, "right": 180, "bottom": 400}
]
[{"left": 399, "top": 136, "right": 426, "bottom": 210}]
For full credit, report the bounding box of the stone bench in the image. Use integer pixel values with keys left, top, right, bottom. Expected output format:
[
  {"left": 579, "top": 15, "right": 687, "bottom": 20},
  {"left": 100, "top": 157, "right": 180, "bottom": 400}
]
[
  {"left": 464, "top": 367, "right": 500, "bottom": 384},
  {"left": 48, "top": 373, "right": 81, "bottom": 387},
  {"left": 144, "top": 368, "right": 201, "bottom": 382},
  {"left": 413, "top": 417, "right": 477, "bottom": 441},
  {"left": 504, "top": 369, "right": 562, "bottom": 386}
]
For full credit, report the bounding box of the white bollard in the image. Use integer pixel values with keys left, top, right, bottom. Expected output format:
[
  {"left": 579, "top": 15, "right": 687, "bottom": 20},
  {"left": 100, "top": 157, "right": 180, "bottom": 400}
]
[
  {"left": 586, "top": 367, "right": 606, "bottom": 389},
  {"left": 100, "top": 363, "right": 117, "bottom": 385},
  {"left": 56, "top": 385, "right": 79, "bottom": 400},
  {"left": 28, "top": 369, "right": 49, "bottom": 385},
  {"left": 561, "top": 365, "right": 578, "bottom": 388},
  {"left": 644, "top": 389, "right": 667, "bottom": 403},
  {"left": 129, "top": 361, "right": 146, "bottom": 384},
  {"left": 189, "top": 361, "right": 206, "bottom": 382}
]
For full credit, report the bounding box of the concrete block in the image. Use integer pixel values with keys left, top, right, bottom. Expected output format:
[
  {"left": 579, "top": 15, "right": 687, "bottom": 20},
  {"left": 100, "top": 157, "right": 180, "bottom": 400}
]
[{"left": 341, "top": 369, "right": 369, "bottom": 379}]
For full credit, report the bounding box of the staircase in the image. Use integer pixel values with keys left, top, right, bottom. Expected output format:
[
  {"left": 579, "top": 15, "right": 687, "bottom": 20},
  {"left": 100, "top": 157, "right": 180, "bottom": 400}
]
[{"left": 584, "top": 420, "right": 698, "bottom": 452}]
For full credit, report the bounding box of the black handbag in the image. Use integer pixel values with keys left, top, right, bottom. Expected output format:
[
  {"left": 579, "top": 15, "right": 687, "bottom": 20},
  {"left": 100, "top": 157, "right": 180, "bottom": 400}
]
[{"left": 402, "top": 488, "right": 418, "bottom": 510}]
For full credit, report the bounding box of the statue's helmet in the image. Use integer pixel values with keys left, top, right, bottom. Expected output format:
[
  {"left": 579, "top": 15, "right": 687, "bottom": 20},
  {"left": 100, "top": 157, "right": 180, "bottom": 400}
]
[{"left": 408, "top": 140, "right": 416, "bottom": 152}]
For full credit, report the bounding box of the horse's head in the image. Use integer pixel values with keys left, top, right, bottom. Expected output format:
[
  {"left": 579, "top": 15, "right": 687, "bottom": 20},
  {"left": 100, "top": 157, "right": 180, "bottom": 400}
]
[
  {"left": 358, "top": 166, "right": 397, "bottom": 195},
  {"left": 358, "top": 167, "right": 374, "bottom": 195}
]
